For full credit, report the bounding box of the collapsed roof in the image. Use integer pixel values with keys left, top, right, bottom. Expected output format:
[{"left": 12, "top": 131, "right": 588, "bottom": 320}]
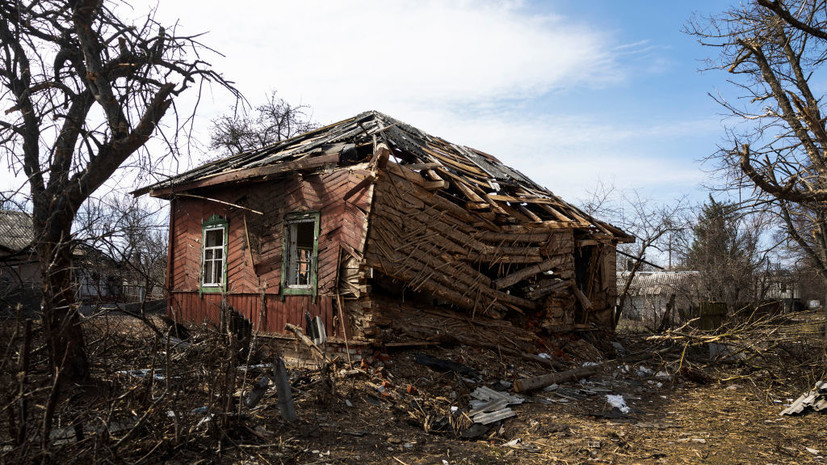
[{"left": 136, "top": 110, "right": 630, "bottom": 240}]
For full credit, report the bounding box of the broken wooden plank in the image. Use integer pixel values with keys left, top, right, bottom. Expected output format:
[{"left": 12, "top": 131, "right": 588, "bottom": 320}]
[
  {"left": 285, "top": 323, "right": 328, "bottom": 362},
  {"left": 424, "top": 169, "right": 449, "bottom": 189},
  {"left": 370, "top": 142, "right": 391, "bottom": 169},
  {"left": 149, "top": 153, "right": 340, "bottom": 197},
  {"left": 524, "top": 279, "right": 570, "bottom": 300},
  {"left": 386, "top": 162, "right": 448, "bottom": 191},
  {"left": 400, "top": 162, "right": 442, "bottom": 170},
  {"left": 439, "top": 169, "right": 490, "bottom": 207},
  {"left": 462, "top": 253, "right": 544, "bottom": 264},
  {"left": 493, "top": 255, "right": 568, "bottom": 289},
  {"left": 477, "top": 231, "right": 553, "bottom": 243},
  {"left": 516, "top": 204, "right": 543, "bottom": 222},
  {"left": 513, "top": 365, "right": 600, "bottom": 393},
  {"left": 571, "top": 283, "right": 594, "bottom": 310}
]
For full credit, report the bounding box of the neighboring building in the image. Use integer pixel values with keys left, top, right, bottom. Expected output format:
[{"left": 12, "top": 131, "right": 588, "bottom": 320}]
[
  {"left": 617, "top": 271, "right": 700, "bottom": 326},
  {"left": 617, "top": 267, "right": 813, "bottom": 327},
  {"left": 0, "top": 210, "right": 40, "bottom": 310},
  {"left": 136, "top": 111, "right": 633, "bottom": 346},
  {"left": 0, "top": 209, "right": 160, "bottom": 310},
  {"left": 760, "top": 270, "right": 804, "bottom": 312},
  {"left": 73, "top": 243, "right": 128, "bottom": 303}
]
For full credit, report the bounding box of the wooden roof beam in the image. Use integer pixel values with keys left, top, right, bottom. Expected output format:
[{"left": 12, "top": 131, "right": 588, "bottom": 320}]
[
  {"left": 493, "top": 255, "right": 569, "bottom": 290},
  {"left": 145, "top": 153, "right": 340, "bottom": 198}
]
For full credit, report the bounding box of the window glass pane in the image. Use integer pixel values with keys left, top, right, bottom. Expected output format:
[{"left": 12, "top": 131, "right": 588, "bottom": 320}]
[
  {"left": 284, "top": 215, "right": 317, "bottom": 290},
  {"left": 296, "top": 248, "right": 311, "bottom": 285},
  {"left": 295, "top": 221, "right": 314, "bottom": 249},
  {"left": 212, "top": 262, "right": 222, "bottom": 284},
  {"left": 202, "top": 222, "right": 226, "bottom": 288},
  {"left": 205, "top": 229, "right": 223, "bottom": 247},
  {"left": 204, "top": 261, "right": 215, "bottom": 284}
]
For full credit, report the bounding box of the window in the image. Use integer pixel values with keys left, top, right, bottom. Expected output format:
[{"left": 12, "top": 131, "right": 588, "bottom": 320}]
[
  {"left": 201, "top": 215, "right": 228, "bottom": 292},
  {"left": 282, "top": 212, "right": 320, "bottom": 295}
]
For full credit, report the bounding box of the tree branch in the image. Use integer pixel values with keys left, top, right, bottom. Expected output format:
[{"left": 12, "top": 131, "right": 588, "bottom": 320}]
[
  {"left": 739, "top": 144, "right": 827, "bottom": 201},
  {"left": 757, "top": 0, "right": 827, "bottom": 40}
]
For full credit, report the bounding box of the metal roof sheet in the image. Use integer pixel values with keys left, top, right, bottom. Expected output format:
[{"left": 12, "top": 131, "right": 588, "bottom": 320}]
[{"left": 0, "top": 209, "right": 33, "bottom": 253}]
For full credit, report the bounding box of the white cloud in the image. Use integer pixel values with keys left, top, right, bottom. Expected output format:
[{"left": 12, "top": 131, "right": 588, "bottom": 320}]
[
  {"left": 424, "top": 112, "right": 717, "bottom": 202},
  {"left": 157, "top": 0, "right": 626, "bottom": 118},
  {"left": 1, "top": 0, "right": 714, "bottom": 212},
  {"left": 144, "top": 0, "right": 718, "bottom": 203}
]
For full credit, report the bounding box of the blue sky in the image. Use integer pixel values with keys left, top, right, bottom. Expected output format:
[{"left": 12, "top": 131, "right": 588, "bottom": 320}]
[
  {"left": 4, "top": 1, "right": 742, "bottom": 210},
  {"left": 146, "top": 0, "right": 738, "bottom": 206}
]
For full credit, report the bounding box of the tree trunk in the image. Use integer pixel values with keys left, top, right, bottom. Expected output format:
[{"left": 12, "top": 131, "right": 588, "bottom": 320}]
[
  {"left": 823, "top": 277, "right": 827, "bottom": 340},
  {"left": 615, "top": 258, "right": 644, "bottom": 329},
  {"left": 37, "top": 227, "right": 89, "bottom": 385}
]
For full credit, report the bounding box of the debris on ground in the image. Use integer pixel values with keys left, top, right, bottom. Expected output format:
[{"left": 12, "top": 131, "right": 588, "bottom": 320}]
[
  {"left": 781, "top": 381, "right": 827, "bottom": 416},
  {"left": 2, "top": 307, "right": 827, "bottom": 463},
  {"left": 468, "top": 386, "right": 523, "bottom": 425},
  {"left": 605, "top": 394, "right": 631, "bottom": 414}
]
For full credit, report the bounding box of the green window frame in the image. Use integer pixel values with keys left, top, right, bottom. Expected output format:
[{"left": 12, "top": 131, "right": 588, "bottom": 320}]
[
  {"left": 281, "top": 211, "right": 320, "bottom": 296},
  {"left": 201, "top": 214, "right": 228, "bottom": 293}
]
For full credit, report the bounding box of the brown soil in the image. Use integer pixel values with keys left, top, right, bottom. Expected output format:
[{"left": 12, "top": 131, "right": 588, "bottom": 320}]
[{"left": 2, "top": 308, "right": 827, "bottom": 464}]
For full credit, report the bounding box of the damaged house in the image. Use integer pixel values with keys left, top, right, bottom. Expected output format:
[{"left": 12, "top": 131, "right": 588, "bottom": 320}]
[{"left": 135, "top": 111, "right": 632, "bottom": 352}]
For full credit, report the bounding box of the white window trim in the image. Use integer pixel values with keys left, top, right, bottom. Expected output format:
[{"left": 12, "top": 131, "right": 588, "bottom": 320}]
[{"left": 201, "top": 223, "right": 227, "bottom": 290}]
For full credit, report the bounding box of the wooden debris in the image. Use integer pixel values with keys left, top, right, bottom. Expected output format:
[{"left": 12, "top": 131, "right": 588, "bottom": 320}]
[
  {"left": 571, "top": 283, "right": 594, "bottom": 310},
  {"left": 284, "top": 323, "right": 328, "bottom": 363},
  {"left": 513, "top": 365, "right": 601, "bottom": 393},
  {"left": 493, "top": 256, "right": 568, "bottom": 290},
  {"left": 414, "top": 353, "right": 477, "bottom": 378},
  {"left": 524, "top": 279, "right": 570, "bottom": 300}
]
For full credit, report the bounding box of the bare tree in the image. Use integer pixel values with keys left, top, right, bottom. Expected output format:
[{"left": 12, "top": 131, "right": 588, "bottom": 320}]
[
  {"left": 0, "top": 1, "right": 237, "bottom": 384},
  {"left": 613, "top": 192, "right": 689, "bottom": 328},
  {"left": 582, "top": 183, "right": 689, "bottom": 328},
  {"left": 683, "top": 196, "right": 770, "bottom": 309},
  {"left": 210, "top": 91, "right": 316, "bottom": 156},
  {"left": 687, "top": 0, "right": 827, "bottom": 311},
  {"left": 75, "top": 195, "right": 168, "bottom": 306}
]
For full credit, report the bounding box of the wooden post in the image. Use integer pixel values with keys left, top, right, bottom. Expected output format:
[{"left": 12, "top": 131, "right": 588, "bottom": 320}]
[{"left": 335, "top": 293, "right": 353, "bottom": 366}]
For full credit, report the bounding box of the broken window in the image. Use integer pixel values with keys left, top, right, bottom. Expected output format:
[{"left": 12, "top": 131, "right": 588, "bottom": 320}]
[
  {"left": 282, "top": 212, "right": 320, "bottom": 295},
  {"left": 201, "top": 215, "right": 228, "bottom": 291}
]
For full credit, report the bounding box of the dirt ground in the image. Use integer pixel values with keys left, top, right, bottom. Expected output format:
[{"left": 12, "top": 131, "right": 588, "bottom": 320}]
[{"left": 2, "top": 307, "right": 827, "bottom": 464}]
